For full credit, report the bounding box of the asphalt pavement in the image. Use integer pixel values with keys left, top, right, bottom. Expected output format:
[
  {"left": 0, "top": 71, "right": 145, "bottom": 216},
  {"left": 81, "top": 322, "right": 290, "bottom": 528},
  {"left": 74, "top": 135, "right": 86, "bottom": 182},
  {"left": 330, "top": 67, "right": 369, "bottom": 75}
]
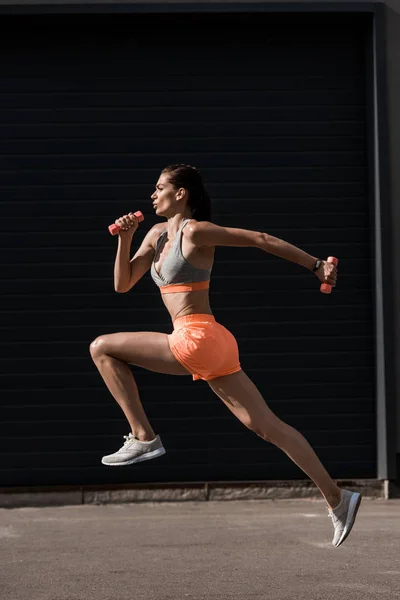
[{"left": 1, "top": 498, "right": 400, "bottom": 600}]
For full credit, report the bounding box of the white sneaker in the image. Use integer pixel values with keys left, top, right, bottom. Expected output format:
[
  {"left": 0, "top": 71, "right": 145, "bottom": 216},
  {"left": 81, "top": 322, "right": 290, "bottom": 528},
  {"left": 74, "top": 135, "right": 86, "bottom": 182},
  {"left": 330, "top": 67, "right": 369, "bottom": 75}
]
[
  {"left": 101, "top": 433, "right": 166, "bottom": 467},
  {"left": 327, "top": 489, "right": 362, "bottom": 547}
]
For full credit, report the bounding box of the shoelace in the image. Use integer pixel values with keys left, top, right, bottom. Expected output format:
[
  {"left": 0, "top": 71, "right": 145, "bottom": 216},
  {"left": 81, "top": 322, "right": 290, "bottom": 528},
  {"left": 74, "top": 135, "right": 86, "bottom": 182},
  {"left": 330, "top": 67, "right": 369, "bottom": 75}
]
[
  {"left": 326, "top": 505, "right": 334, "bottom": 519},
  {"left": 123, "top": 434, "right": 137, "bottom": 447}
]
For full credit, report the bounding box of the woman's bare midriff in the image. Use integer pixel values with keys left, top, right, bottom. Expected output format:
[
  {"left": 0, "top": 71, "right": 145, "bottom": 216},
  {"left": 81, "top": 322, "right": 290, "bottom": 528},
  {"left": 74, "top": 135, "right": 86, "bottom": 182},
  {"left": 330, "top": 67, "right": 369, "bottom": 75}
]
[{"left": 161, "top": 289, "right": 213, "bottom": 323}]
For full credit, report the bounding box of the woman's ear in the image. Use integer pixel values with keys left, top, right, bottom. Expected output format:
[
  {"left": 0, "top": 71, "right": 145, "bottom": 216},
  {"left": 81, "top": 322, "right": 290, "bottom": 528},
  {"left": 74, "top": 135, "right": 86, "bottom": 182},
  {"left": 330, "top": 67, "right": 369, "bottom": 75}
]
[{"left": 176, "top": 187, "right": 186, "bottom": 201}]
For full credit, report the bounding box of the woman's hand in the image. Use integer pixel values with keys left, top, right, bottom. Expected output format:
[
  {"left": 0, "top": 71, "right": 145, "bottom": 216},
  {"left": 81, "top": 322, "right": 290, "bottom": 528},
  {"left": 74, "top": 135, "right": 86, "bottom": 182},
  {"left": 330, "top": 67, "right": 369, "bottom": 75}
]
[
  {"left": 315, "top": 260, "right": 338, "bottom": 287},
  {"left": 114, "top": 213, "right": 140, "bottom": 239}
]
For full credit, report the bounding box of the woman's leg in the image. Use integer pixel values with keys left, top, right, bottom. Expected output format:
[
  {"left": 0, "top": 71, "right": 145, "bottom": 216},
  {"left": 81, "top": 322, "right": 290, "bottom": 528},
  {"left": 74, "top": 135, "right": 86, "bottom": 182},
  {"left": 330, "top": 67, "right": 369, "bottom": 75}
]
[
  {"left": 90, "top": 331, "right": 190, "bottom": 441},
  {"left": 208, "top": 370, "right": 342, "bottom": 509}
]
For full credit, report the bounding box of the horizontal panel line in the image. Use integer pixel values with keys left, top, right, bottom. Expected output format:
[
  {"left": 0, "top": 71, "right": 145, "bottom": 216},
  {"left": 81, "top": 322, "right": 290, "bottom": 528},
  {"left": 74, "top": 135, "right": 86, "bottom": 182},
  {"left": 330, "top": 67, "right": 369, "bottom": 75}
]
[
  {"left": 0, "top": 265, "right": 364, "bottom": 270},
  {"left": 0, "top": 213, "right": 367, "bottom": 218},
  {"left": 0, "top": 419, "right": 373, "bottom": 427},
  {"left": 0, "top": 183, "right": 367, "bottom": 190},
  {"left": 0, "top": 349, "right": 373, "bottom": 361},
  {"left": 0, "top": 335, "right": 372, "bottom": 345},
  {"left": 0, "top": 83, "right": 364, "bottom": 90},
  {"left": 0, "top": 321, "right": 372, "bottom": 330},
  {"left": 0, "top": 136, "right": 365, "bottom": 143},
  {"left": 0, "top": 77, "right": 364, "bottom": 85},
  {"left": 0, "top": 443, "right": 374, "bottom": 451},
  {"left": 0, "top": 400, "right": 375, "bottom": 407},
  {"left": 0, "top": 81, "right": 364, "bottom": 89},
  {"left": 0, "top": 274, "right": 363, "bottom": 283},
  {"left": 0, "top": 89, "right": 367, "bottom": 94},
  {"left": 0, "top": 245, "right": 369, "bottom": 253},
  {"left": 0, "top": 242, "right": 370, "bottom": 248},
  {"left": 0, "top": 457, "right": 375, "bottom": 473},
  {"left": 0, "top": 417, "right": 231, "bottom": 425},
  {"left": 0, "top": 110, "right": 367, "bottom": 116},
  {"left": 3, "top": 225, "right": 369, "bottom": 234},
  {"left": 0, "top": 449, "right": 374, "bottom": 458},
  {"left": 0, "top": 197, "right": 366, "bottom": 203},
  {"left": 0, "top": 105, "right": 366, "bottom": 110},
  {"left": 0, "top": 257, "right": 367, "bottom": 267},
  {"left": 0, "top": 268, "right": 366, "bottom": 277},
  {"left": 0, "top": 166, "right": 367, "bottom": 173},
  {"left": 0, "top": 119, "right": 365, "bottom": 126},
  {"left": 0, "top": 151, "right": 364, "bottom": 158},
  {"left": 0, "top": 422, "right": 374, "bottom": 430},
  {"left": 0, "top": 305, "right": 372, "bottom": 314},
  {"left": 0, "top": 367, "right": 373, "bottom": 378},
  {"left": 0, "top": 401, "right": 372, "bottom": 409},
  {"left": 0, "top": 382, "right": 373, "bottom": 392},
  {"left": 1, "top": 440, "right": 375, "bottom": 455}
]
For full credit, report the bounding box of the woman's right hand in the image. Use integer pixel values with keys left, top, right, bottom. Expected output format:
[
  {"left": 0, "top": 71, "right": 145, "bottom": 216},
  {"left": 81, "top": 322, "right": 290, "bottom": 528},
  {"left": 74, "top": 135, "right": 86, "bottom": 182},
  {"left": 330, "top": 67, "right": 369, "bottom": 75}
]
[
  {"left": 114, "top": 213, "right": 140, "bottom": 239},
  {"left": 315, "top": 260, "right": 337, "bottom": 287}
]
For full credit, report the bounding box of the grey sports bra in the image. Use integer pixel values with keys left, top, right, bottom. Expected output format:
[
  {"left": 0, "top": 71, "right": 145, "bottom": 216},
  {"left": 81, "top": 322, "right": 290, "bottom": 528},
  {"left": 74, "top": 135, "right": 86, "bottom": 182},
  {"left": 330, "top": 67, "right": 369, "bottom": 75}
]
[{"left": 150, "top": 219, "right": 212, "bottom": 288}]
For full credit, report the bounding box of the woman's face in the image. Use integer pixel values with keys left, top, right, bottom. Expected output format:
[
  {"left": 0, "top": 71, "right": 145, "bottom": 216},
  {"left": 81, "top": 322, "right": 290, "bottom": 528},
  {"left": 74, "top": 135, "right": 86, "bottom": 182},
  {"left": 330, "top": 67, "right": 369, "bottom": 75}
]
[{"left": 151, "top": 173, "right": 184, "bottom": 217}]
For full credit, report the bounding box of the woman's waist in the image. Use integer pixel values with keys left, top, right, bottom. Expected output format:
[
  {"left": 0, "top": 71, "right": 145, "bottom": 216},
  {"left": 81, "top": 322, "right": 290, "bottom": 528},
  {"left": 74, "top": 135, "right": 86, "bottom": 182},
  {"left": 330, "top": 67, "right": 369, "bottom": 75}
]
[
  {"left": 163, "top": 294, "right": 212, "bottom": 327},
  {"left": 159, "top": 280, "right": 211, "bottom": 324}
]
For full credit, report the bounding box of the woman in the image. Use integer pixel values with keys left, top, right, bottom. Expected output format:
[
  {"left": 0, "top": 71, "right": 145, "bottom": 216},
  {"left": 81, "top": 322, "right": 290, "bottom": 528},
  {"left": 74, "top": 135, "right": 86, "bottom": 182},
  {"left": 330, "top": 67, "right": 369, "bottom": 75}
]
[{"left": 90, "top": 163, "right": 361, "bottom": 547}]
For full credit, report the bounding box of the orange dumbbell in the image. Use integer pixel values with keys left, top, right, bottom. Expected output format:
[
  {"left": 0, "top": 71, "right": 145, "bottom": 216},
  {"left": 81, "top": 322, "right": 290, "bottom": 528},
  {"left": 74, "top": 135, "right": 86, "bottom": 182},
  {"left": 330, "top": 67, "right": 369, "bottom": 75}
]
[
  {"left": 108, "top": 211, "right": 144, "bottom": 235},
  {"left": 320, "top": 256, "right": 338, "bottom": 294}
]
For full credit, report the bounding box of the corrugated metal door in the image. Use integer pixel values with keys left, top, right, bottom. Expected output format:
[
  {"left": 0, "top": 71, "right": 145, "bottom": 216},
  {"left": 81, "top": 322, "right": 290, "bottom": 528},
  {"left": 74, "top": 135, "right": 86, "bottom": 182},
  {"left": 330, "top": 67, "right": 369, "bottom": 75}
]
[{"left": 0, "top": 13, "right": 375, "bottom": 487}]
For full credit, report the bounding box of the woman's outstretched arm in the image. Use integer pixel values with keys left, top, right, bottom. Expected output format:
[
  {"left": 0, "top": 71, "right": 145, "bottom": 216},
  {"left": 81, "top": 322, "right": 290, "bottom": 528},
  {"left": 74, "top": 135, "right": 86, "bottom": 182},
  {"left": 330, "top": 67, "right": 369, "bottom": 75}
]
[
  {"left": 187, "top": 221, "right": 318, "bottom": 270},
  {"left": 187, "top": 221, "right": 337, "bottom": 286}
]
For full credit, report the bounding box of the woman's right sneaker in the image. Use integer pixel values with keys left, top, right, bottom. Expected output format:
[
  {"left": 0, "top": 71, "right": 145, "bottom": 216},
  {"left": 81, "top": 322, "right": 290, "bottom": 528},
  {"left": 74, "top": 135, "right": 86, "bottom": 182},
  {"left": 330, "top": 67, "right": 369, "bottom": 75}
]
[
  {"left": 327, "top": 489, "right": 362, "bottom": 547},
  {"left": 101, "top": 433, "right": 166, "bottom": 467}
]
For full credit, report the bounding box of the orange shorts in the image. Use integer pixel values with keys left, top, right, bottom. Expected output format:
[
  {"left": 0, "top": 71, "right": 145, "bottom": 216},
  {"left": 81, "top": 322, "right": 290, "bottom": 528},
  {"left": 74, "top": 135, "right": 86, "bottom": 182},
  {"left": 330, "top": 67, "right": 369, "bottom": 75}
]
[{"left": 168, "top": 314, "right": 241, "bottom": 381}]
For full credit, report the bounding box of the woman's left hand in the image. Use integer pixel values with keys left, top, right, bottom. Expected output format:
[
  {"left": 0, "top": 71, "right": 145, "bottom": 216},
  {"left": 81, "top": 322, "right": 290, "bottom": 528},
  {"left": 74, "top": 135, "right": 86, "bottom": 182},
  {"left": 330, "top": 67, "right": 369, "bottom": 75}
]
[{"left": 315, "top": 260, "right": 337, "bottom": 287}]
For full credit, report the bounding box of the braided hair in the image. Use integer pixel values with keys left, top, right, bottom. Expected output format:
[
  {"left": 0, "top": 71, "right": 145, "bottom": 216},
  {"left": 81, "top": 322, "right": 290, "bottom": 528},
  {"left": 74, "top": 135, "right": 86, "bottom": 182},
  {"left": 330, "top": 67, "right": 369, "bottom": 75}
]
[{"left": 161, "top": 164, "right": 212, "bottom": 222}]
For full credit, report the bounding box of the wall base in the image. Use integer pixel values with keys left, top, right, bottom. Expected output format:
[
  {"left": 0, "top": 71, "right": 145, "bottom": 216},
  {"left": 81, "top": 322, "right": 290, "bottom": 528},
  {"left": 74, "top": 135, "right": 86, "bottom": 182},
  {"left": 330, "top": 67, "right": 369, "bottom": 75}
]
[{"left": 0, "top": 479, "right": 390, "bottom": 508}]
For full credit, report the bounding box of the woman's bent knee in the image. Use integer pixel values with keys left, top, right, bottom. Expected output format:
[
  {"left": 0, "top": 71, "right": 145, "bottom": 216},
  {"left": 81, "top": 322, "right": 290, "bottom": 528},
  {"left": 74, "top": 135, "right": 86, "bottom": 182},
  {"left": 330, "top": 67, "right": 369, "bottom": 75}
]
[{"left": 89, "top": 335, "right": 110, "bottom": 360}]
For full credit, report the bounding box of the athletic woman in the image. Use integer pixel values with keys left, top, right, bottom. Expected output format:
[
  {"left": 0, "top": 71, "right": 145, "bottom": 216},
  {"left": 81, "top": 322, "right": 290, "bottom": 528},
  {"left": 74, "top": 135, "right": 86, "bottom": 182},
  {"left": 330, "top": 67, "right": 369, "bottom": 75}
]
[{"left": 90, "top": 164, "right": 361, "bottom": 547}]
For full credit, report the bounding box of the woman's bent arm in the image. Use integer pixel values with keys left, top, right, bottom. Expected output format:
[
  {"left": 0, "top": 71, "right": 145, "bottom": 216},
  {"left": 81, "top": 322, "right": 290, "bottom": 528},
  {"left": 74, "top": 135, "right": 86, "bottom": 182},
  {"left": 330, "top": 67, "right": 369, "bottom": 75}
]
[
  {"left": 114, "top": 236, "right": 134, "bottom": 292},
  {"left": 114, "top": 225, "right": 159, "bottom": 293}
]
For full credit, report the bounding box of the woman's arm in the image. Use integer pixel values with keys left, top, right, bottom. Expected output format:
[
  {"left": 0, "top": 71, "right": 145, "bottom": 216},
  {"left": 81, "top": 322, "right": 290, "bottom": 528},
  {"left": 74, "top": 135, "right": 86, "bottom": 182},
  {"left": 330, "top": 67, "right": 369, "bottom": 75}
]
[
  {"left": 187, "top": 221, "right": 318, "bottom": 271},
  {"left": 114, "top": 225, "right": 160, "bottom": 293}
]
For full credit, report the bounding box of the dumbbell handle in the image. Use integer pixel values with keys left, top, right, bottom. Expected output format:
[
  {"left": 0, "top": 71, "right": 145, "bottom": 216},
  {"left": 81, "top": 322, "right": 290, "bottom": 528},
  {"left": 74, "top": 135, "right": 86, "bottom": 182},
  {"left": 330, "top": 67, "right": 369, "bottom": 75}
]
[
  {"left": 108, "top": 211, "right": 144, "bottom": 235},
  {"left": 320, "top": 256, "right": 338, "bottom": 294}
]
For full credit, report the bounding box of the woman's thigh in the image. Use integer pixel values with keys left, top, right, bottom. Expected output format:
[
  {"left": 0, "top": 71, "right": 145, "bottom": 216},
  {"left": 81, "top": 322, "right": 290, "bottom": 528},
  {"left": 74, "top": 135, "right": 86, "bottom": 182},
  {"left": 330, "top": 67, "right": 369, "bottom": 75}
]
[
  {"left": 90, "top": 331, "right": 191, "bottom": 376},
  {"left": 207, "top": 370, "right": 282, "bottom": 435}
]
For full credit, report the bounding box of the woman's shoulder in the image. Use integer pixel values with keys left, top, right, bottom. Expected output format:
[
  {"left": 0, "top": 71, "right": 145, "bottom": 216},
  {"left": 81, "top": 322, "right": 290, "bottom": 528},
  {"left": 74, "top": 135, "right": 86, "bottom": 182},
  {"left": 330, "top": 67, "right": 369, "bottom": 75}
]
[
  {"left": 152, "top": 222, "right": 168, "bottom": 236},
  {"left": 147, "top": 223, "right": 167, "bottom": 251},
  {"left": 183, "top": 220, "right": 212, "bottom": 242},
  {"left": 183, "top": 219, "right": 211, "bottom": 234},
  {"left": 183, "top": 220, "right": 216, "bottom": 256}
]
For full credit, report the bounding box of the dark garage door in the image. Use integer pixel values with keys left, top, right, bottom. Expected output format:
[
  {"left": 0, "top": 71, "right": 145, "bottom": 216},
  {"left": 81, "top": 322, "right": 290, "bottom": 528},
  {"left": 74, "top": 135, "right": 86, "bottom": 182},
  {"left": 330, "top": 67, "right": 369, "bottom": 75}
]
[{"left": 0, "top": 12, "right": 375, "bottom": 487}]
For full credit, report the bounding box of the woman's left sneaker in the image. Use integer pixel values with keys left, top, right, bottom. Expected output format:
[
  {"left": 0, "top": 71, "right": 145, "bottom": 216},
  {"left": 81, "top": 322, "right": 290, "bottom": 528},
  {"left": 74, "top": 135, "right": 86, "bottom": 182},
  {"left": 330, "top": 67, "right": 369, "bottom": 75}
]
[
  {"left": 327, "top": 489, "right": 362, "bottom": 547},
  {"left": 101, "top": 433, "right": 166, "bottom": 467}
]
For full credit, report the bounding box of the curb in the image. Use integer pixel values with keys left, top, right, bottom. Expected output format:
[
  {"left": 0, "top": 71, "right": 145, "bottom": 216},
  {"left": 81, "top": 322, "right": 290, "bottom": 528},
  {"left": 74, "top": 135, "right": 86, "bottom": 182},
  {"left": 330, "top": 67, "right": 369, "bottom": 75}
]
[{"left": 0, "top": 479, "right": 393, "bottom": 508}]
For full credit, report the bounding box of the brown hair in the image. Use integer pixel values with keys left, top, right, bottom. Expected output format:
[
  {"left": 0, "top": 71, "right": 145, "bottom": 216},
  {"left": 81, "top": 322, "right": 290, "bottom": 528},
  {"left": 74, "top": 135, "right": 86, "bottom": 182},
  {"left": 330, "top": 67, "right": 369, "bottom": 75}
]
[{"left": 162, "top": 164, "right": 212, "bottom": 222}]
